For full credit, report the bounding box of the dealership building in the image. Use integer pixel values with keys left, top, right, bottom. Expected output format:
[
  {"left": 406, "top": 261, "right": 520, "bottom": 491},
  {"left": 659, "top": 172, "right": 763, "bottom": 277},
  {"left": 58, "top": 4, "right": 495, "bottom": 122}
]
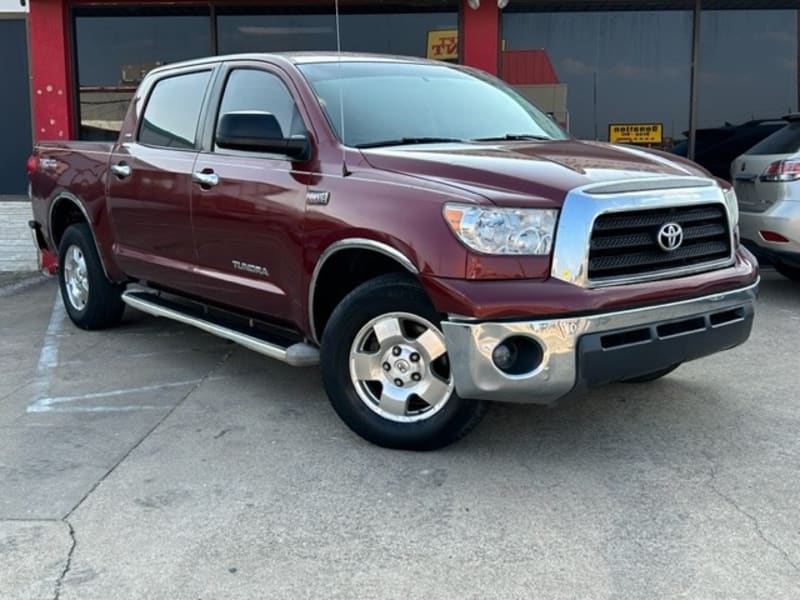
[{"left": 2, "top": 0, "right": 799, "bottom": 197}]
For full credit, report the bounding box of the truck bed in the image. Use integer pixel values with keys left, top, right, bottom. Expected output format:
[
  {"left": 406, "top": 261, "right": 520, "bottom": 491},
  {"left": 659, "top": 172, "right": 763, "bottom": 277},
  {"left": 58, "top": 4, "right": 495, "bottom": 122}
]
[{"left": 29, "top": 140, "right": 116, "bottom": 271}]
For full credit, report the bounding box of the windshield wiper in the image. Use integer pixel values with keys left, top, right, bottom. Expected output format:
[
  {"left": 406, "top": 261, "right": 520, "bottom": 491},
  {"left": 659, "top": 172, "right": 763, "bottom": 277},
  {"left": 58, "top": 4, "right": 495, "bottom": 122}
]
[
  {"left": 355, "top": 137, "right": 465, "bottom": 149},
  {"left": 472, "top": 134, "right": 552, "bottom": 142}
]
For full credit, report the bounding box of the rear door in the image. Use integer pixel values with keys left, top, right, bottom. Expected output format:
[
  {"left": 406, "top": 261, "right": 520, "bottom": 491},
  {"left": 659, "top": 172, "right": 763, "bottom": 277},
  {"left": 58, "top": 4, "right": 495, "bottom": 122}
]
[
  {"left": 107, "top": 67, "right": 213, "bottom": 288},
  {"left": 189, "top": 62, "right": 312, "bottom": 325}
]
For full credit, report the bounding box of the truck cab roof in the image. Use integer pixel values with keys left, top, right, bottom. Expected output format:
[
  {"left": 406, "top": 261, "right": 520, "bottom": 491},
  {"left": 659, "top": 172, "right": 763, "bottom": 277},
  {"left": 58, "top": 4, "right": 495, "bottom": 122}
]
[{"left": 146, "top": 51, "right": 446, "bottom": 78}]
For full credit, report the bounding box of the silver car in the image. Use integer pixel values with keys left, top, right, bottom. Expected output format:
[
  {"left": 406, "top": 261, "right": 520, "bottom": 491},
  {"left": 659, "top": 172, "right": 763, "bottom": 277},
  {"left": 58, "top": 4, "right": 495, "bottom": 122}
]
[{"left": 732, "top": 114, "right": 800, "bottom": 281}]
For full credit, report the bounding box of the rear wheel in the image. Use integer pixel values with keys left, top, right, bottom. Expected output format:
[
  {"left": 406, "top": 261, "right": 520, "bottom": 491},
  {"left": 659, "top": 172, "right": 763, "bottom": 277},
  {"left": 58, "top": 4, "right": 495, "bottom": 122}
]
[
  {"left": 775, "top": 263, "right": 800, "bottom": 282},
  {"left": 320, "top": 274, "right": 488, "bottom": 450},
  {"left": 58, "top": 223, "right": 125, "bottom": 330}
]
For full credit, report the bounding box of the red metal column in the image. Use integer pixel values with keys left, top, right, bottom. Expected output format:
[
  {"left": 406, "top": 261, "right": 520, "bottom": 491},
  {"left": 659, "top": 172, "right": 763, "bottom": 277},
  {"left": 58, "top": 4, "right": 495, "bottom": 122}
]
[
  {"left": 28, "top": 0, "right": 74, "bottom": 141},
  {"left": 460, "top": 0, "right": 499, "bottom": 76}
]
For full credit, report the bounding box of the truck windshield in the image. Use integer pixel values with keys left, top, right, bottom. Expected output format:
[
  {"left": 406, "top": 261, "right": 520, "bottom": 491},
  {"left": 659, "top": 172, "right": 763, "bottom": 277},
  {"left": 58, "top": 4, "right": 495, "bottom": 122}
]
[{"left": 298, "top": 61, "right": 568, "bottom": 148}]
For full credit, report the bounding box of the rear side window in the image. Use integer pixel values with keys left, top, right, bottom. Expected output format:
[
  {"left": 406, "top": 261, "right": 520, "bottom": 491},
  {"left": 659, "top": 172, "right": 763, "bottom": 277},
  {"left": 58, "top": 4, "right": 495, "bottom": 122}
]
[
  {"left": 139, "top": 71, "right": 211, "bottom": 149},
  {"left": 747, "top": 122, "right": 800, "bottom": 155}
]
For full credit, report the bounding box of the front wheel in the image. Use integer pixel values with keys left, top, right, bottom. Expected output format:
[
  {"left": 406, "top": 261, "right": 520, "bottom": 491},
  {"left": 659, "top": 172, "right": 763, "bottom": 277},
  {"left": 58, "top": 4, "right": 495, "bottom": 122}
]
[{"left": 320, "top": 274, "right": 488, "bottom": 450}]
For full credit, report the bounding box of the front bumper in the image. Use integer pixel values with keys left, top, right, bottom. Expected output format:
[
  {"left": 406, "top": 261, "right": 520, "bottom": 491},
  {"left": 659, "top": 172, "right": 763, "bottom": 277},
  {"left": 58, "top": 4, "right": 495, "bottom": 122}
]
[{"left": 441, "top": 280, "right": 758, "bottom": 404}]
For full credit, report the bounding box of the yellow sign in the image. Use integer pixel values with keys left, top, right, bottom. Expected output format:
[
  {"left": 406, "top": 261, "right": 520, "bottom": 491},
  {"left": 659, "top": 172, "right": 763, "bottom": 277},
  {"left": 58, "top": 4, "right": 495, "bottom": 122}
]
[
  {"left": 608, "top": 123, "right": 663, "bottom": 145},
  {"left": 427, "top": 30, "right": 458, "bottom": 60}
]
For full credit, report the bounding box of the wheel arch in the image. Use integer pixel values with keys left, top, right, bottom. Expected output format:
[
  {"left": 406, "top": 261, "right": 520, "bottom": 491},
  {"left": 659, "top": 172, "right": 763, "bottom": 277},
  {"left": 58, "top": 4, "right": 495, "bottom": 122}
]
[
  {"left": 308, "top": 238, "right": 420, "bottom": 344},
  {"left": 49, "top": 194, "right": 111, "bottom": 279}
]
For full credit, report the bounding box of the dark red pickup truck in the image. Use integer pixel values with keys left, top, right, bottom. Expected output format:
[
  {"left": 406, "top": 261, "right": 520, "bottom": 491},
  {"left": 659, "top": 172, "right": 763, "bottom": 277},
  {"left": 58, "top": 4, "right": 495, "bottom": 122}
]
[{"left": 28, "top": 53, "right": 758, "bottom": 449}]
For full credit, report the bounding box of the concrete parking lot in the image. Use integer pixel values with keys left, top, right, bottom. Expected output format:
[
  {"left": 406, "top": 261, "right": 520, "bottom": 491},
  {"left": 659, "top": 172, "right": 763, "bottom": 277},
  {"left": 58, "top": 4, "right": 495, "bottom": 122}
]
[{"left": 1, "top": 272, "right": 798, "bottom": 599}]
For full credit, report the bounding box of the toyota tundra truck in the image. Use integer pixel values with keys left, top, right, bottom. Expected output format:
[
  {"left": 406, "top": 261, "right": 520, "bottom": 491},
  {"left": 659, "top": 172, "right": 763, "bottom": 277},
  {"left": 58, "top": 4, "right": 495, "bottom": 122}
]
[{"left": 28, "top": 53, "right": 759, "bottom": 450}]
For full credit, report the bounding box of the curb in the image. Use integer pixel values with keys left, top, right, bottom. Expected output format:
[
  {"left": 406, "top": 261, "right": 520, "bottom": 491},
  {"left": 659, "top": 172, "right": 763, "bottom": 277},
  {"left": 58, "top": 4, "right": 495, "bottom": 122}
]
[{"left": 0, "top": 271, "right": 49, "bottom": 297}]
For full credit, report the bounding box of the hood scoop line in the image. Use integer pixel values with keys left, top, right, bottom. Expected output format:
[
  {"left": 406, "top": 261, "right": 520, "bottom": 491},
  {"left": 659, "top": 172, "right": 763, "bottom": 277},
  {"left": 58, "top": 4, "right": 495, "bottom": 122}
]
[{"left": 583, "top": 176, "right": 715, "bottom": 195}]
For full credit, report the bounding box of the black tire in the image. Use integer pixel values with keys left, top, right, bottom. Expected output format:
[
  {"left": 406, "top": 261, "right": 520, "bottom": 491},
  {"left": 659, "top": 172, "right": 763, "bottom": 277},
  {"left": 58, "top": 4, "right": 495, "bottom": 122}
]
[
  {"left": 58, "top": 223, "right": 125, "bottom": 330},
  {"left": 320, "top": 273, "right": 488, "bottom": 450},
  {"left": 621, "top": 363, "right": 681, "bottom": 384},
  {"left": 775, "top": 263, "right": 800, "bottom": 282}
]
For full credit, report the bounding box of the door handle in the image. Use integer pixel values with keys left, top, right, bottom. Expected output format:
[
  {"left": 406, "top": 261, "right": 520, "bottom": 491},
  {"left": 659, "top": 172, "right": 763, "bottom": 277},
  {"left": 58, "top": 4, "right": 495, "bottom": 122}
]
[
  {"left": 110, "top": 163, "right": 132, "bottom": 179},
  {"left": 192, "top": 171, "right": 219, "bottom": 188}
]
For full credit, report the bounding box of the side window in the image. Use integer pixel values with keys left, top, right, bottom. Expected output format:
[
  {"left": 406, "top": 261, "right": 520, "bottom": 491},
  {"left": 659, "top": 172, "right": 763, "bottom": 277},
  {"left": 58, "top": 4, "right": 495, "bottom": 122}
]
[
  {"left": 216, "top": 69, "right": 303, "bottom": 145},
  {"left": 139, "top": 70, "right": 211, "bottom": 149}
]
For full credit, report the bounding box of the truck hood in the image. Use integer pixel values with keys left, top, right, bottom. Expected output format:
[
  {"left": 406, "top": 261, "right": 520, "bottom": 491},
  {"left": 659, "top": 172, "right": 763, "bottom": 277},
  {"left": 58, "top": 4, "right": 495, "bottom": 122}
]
[{"left": 360, "top": 140, "right": 707, "bottom": 207}]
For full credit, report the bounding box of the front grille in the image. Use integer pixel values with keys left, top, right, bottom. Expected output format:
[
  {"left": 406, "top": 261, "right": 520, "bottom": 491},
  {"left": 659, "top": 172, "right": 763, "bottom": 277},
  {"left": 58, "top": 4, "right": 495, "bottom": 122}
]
[{"left": 588, "top": 204, "right": 731, "bottom": 280}]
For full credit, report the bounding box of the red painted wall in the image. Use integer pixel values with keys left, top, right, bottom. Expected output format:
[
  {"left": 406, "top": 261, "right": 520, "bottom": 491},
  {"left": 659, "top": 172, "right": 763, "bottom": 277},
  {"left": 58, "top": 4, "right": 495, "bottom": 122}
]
[
  {"left": 461, "top": 0, "right": 499, "bottom": 75},
  {"left": 501, "top": 50, "right": 559, "bottom": 85},
  {"left": 29, "top": 0, "right": 74, "bottom": 141}
]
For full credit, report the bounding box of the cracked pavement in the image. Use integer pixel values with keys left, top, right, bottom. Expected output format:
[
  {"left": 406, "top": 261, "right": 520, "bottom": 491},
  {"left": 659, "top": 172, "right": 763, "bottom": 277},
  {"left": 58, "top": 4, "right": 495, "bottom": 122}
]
[{"left": 1, "top": 273, "right": 799, "bottom": 599}]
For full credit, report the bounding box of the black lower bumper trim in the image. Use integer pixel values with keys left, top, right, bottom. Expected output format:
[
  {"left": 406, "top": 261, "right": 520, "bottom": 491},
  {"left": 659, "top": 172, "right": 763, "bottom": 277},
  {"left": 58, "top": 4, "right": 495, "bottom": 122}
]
[{"left": 577, "top": 302, "right": 755, "bottom": 387}]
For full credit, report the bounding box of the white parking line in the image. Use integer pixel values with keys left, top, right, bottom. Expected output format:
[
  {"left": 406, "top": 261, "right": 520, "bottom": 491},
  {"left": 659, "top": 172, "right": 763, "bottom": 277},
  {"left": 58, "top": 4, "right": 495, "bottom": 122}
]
[
  {"left": 40, "top": 405, "right": 168, "bottom": 413},
  {"left": 28, "top": 292, "right": 227, "bottom": 413},
  {"left": 27, "top": 379, "right": 210, "bottom": 413},
  {"left": 29, "top": 289, "right": 66, "bottom": 405}
]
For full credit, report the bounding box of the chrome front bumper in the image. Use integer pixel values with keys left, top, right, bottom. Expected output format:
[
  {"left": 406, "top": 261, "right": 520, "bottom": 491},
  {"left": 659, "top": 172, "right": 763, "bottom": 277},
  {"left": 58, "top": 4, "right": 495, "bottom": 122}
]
[{"left": 441, "top": 280, "right": 759, "bottom": 404}]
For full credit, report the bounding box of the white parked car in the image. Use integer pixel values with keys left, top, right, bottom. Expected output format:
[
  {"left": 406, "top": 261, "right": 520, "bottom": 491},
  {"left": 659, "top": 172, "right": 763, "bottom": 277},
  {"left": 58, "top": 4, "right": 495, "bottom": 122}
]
[{"left": 732, "top": 114, "right": 800, "bottom": 281}]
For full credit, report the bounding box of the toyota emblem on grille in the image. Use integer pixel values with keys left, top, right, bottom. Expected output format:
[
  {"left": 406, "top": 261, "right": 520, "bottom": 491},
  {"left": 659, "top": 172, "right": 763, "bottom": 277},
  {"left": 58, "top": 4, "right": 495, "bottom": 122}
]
[{"left": 657, "top": 222, "right": 683, "bottom": 252}]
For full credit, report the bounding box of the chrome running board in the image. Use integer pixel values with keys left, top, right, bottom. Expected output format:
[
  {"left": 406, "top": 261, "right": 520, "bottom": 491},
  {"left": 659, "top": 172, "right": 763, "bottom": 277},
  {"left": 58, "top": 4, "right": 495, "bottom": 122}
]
[{"left": 121, "top": 290, "right": 320, "bottom": 367}]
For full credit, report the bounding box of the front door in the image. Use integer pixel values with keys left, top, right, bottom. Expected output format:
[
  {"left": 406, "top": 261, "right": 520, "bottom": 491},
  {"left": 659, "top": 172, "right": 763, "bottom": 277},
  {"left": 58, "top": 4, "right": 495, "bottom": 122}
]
[
  {"left": 107, "top": 68, "right": 213, "bottom": 290},
  {"left": 190, "top": 64, "right": 311, "bottom": 325}
]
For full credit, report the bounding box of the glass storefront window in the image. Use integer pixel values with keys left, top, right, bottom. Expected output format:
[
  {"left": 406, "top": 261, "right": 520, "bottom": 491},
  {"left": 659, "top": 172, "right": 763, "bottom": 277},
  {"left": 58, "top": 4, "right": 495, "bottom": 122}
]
[
  {"left": 698, "top": 10, "right": 798, "bottom": 127},
  {"left": 502, "top": 10, "right": 693, "bottom": 144},
  {"left": 74, "top": 9, "right": 212, "bottom": 140},
  {"left": 73, "top": 4, "right": 457, "bottom": 140},
  {"left": 217, "top": 11, "right": 458, "bottom": 57}
]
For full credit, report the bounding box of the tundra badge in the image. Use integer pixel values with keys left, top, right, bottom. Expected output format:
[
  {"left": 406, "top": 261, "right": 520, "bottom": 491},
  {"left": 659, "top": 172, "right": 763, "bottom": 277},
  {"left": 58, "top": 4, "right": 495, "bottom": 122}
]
[
  {"left": 232, "top": 260, "right": 269, "bottom": 277},
  {"left": 306, "top": 190, "right": 330, "bottom": 206}
]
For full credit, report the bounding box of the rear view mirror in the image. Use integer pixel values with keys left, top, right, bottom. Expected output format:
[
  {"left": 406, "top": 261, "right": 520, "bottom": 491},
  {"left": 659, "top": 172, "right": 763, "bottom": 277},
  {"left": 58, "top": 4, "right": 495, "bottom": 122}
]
[{"left": 216, "top": 111, "right": 309, "bottom": 160}]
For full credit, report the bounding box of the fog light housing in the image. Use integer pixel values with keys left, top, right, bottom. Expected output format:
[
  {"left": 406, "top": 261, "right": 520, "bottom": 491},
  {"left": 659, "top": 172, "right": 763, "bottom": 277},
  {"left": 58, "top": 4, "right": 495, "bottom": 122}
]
[
  {"left": 491, "top": 336, "right": 544, "bottom": 375},
  {"left": 492, "top": 343, "right": 517, "bottom": 370}
]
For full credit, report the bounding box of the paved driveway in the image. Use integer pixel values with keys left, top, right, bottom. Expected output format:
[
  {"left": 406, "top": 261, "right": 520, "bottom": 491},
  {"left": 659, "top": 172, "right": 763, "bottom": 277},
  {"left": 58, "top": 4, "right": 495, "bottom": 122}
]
[{"left": 1, "top": 273, "right": 798, "bottom": 599}]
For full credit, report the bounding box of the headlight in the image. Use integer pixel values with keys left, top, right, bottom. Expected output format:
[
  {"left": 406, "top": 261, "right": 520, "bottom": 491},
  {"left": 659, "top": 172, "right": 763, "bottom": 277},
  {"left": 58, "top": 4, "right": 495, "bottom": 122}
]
[
  {"left": 443, "top": 203, "right": 558, "bottom": 255},
  {"left": 722, "top": 187, "right": 739, "bottom": 228}
]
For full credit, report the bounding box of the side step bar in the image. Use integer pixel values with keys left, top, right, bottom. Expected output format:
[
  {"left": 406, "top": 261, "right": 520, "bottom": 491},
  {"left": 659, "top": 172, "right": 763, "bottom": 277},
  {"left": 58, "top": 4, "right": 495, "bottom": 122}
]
[{"left": 121, "top": 290, "right": 320, "bottom": 367}]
